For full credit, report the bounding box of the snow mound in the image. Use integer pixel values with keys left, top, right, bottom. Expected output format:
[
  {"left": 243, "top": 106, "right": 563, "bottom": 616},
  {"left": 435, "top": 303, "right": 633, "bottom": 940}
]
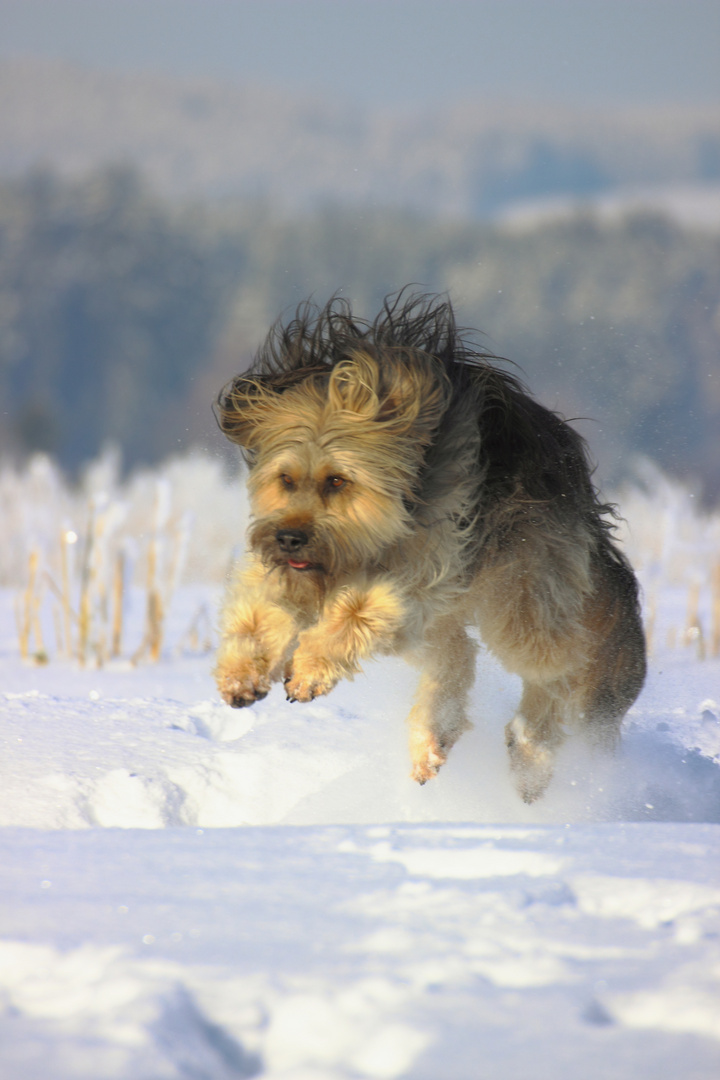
[{"left": 2, "top": 630, "right": 719, "bottom": 829}]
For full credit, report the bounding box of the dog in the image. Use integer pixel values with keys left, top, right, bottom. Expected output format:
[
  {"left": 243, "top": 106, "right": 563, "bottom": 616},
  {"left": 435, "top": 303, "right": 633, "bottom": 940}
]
[{"left": 213, "top": 292, "right": 646, "bottom": 802}]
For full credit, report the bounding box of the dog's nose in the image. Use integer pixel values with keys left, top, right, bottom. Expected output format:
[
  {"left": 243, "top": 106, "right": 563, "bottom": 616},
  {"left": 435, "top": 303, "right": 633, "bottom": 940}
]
[{"left": 276, "top": 528, "right": 309, "bottom": 553}]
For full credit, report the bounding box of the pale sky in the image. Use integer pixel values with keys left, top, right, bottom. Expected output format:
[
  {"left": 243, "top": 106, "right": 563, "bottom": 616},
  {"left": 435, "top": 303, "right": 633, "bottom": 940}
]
[{"left": 1, "top": 0, "right": 719, "bottom": 108}]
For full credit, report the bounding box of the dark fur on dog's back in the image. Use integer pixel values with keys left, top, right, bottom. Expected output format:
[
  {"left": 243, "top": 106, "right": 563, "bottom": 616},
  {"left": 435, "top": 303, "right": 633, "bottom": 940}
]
[{"left": 215, "top": 290, "right": 646, "bottom": 802}]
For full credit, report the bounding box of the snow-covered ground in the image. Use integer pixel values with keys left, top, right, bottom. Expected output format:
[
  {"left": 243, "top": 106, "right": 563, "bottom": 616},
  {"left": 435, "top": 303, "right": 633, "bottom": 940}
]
[{"left": 1, "top": 454, "right": 719, "bottom": 1078}]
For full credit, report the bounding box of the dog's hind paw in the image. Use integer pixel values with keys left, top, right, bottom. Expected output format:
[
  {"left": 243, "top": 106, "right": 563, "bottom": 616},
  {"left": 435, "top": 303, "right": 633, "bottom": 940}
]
[
  {"left": 505, "top": 716, "right": 555, "bottom": 803},
  {"left": 409, "top": 736, "right": 447, "bottom": 785}
]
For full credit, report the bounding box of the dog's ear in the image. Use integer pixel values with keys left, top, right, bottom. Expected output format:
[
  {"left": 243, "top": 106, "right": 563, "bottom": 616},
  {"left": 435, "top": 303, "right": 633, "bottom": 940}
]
[
  {"left": 327, "top": 351, "right": 381, "bottom": 418},
  {"left": 215, "top": 375, "right": 278, "bottom": 450},
  {"left": 329, "top": 350, "right": 449, "bottom": 442}
]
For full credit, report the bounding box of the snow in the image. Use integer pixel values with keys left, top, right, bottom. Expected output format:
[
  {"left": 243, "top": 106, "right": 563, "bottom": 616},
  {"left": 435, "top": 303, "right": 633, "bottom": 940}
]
[
  {"left": 497, "top": 183, "right": 720, "bottom": 233},
  {"left": 1, "top": 822, "right": 719, "bottom": 1078},
  {"left": 1, "top": 457, "right": 719, "bottom": 1078}
]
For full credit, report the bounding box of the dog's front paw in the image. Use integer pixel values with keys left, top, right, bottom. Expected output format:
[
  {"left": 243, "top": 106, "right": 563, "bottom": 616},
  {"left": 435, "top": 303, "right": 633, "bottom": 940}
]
[
  {"left": 284, "top": 656, "right": 339, "bottom": 703},
  {"left": 216, "top": 667, "right": 271, "bottom": 709}
]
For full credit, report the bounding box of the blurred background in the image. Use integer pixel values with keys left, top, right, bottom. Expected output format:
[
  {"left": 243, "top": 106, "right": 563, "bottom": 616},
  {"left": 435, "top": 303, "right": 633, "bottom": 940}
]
[{"left": 1, "top": 0, "right": 719, "bottom": 500}]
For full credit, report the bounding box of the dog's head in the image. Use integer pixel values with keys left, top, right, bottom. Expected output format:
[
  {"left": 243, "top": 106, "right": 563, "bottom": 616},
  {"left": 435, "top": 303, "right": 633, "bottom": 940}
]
[{"left": 217, "top": 345, "right": 450, "bottom": 578}]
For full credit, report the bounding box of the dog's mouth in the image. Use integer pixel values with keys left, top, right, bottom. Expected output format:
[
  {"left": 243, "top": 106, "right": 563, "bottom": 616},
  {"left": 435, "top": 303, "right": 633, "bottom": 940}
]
[{"left": 286, "top": 558, "right": 322, "bottom": 572}]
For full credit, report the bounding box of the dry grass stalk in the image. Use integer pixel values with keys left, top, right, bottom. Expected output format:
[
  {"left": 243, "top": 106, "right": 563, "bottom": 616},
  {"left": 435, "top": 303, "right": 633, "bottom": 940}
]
[
  {"left": 21, "top": 549, "right": 40, "bottom": 660},
  {"left": 134, "top": 487, "right": 170, "bottom": 664},
  {"left": 43, "top": 565, "right": 78, "bottom": 652},
  {"left": 17, "top": 549, "right": 38, "bottom": 660},
  {"left": 59, "top": 529, "right": 75, "bottom": 658},
  {"left": 644, "top": 593, "right": 656, "bottom": 657},
  {"left": 683, "top": 580, "right": 705, "bottom": 661},
  {"left": 711, "top": 563, "right": 720, "bottom": 659},
  {"left": 111, "top": 549, "right": 125, "bottom": 659},
  {"left": 52, "top": 606, "right": 64, "bottom": 656},
  {"left": 147, "top": 558, "right": 164, "bottom": 664},
  {"left": 143, "top": 529, "right": 162, "bottom": 663},
  {"left": 16, "top": 549, "right": 48, "bottom": 664},
  {"left": 32, "top": 580, "right": 47, "bottom": 663},
  {"left": 77, "top": 507, "right": 95, "bottom": 666}
]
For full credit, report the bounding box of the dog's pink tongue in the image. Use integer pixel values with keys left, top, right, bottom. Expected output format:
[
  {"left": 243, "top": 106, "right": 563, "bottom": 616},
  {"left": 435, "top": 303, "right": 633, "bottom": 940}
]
[{"left": 288, "top": 558, "right": 311, "bottom": 569}]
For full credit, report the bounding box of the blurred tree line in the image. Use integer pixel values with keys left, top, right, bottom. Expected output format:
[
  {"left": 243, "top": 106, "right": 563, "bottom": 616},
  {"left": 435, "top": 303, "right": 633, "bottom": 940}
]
[{"left": 1, "top": 167, "right": 719, "bottom": 500}]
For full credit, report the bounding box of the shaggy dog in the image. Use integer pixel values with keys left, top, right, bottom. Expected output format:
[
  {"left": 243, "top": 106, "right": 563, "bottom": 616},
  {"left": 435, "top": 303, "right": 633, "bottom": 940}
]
[{"left": 214, "top": 292, "right": 646, "bottom": 802}]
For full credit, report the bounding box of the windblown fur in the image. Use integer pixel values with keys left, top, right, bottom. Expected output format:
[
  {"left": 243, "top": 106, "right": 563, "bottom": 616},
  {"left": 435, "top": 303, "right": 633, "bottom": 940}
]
[{"left": 214, "top": 292, "right": 646, "bottom": 802}]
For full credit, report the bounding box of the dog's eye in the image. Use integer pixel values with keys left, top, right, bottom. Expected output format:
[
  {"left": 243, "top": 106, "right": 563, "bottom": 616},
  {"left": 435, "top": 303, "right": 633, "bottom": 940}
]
[
  {"left": 325, "top": 475, "right": 347, "bottom": 492},
  {"left": 279, "top": 473, "right": 295, "bottom": 489}
]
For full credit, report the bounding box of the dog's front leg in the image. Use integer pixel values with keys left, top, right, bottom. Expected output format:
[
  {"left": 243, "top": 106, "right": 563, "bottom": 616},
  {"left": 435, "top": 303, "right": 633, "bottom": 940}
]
[
  {"left": 215, "top": 564, "right": 298, "bottom": 708},
  {"left": 284, "top": 580, "right": 405, "bottom": 703}
]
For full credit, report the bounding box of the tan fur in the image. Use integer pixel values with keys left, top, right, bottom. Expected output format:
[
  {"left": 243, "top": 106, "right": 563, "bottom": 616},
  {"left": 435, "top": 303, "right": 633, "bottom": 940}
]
[{"left": 214, "top": 294, "right": 646, "bottom": 802}]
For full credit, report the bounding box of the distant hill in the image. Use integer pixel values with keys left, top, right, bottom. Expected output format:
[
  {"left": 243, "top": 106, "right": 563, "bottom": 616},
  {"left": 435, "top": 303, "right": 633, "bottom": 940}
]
[
  {"left": 1, "top": 57, "right": 720, "bottom": 218},
  {"left": 1, "top": 167, "right": 719, "bottom": 500}
]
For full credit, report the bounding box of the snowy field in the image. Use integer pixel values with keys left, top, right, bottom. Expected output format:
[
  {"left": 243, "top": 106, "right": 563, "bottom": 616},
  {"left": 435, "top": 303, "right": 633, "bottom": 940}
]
[{"left": 1, "top": 453, "right": 719, "bottom": 1079}]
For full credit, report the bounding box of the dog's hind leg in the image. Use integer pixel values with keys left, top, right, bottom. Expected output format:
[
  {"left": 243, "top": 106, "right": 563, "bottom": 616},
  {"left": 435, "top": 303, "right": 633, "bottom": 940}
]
[
  {"left": 582, "top": 562, "right": 647, "bottom": 751},
  {"left": 504, "top": 680, "right": 570, "bottom": 803},
  {"left": 504, "top": 577, "right": 647, "bottom": 803},
  {"left": 407, "top": 619, "right": 477, "bottom": 784}
]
